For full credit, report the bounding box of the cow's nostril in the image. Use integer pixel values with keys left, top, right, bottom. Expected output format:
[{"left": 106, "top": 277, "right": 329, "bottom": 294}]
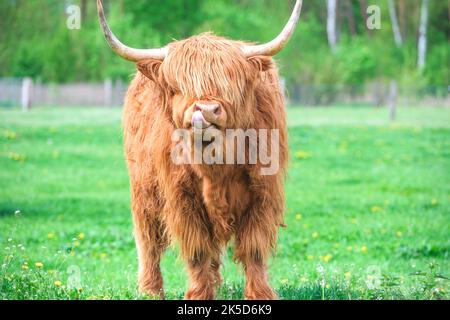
[
  {"left": 194, "top": 103, "right": 222, "bottom": 118},
  {"left": 213, "top": 105, "right": 221, "bottom": 116}
]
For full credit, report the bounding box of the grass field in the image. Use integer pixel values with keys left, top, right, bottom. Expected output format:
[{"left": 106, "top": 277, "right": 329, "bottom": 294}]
[{"left": 0, "top": 106, "right": 449, "bottom": 300}]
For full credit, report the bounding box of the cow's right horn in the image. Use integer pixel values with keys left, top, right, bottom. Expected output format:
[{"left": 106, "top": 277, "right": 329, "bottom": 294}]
[
  {"left": 97, "top": 0, "right": 167, "bottom": 62},
  {"left": 242, "top": 0, "right": 302, "bottom": 57}
]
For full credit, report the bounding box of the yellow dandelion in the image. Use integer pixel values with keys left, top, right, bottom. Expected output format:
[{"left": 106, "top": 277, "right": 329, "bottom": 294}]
[
  {"left": 73, "top": 240, "right": 80, "bottom": 247},
  {"left": 361, "top": 246, "right": 368, "bottom": 254},
  {"left": 312, "top": 232, "right": 319, "bottom": 239},
  {"left": 54, "top": 281, "right": 62, "bottom": 287},
  {"left": 100, "top": 252, "right": 107, "bottom": 258},
  {"left": 396, "top": 230, "right": 403, "bottom": 237},
  {"left": 325, "top": 284, "right": 330, "bottom": 289},
  {"left": 21, "top": 264, "right": 29, "bottom": 270},
  {"left": 321, "top": 254, "right": 332, "bottom": 263},
  {"left": 35, "top": 262, "right": 44, "bottom": 268},
  {"left": 431, "top": 199, "right": 438, "bottom": 206},
  {"left": 295, "top": 150, "right": 311, "bottom": 160},
  {"left": 78, "top": 232, "right": 85, "bottom": 240},
  {"left": 371, "top": 206, "right": 382, "bottom": 213},
  {"left": 295, "top": 214, "right": 302, "bottom": 221},
  {"left": 346, "top": 246, "right": 353, "bottom": 251},
  {"left": 3, "top": 130, "right": 18, "bottom": 140},
  {"left": 7, "top": 152, "right": 26, "bottom": 162},
  {"left": 47, "top": 232, "right": 55, "bottom": 239},
  {"left": 344, "top": 272, "right": 351, "bottom": 279},
  {"left": 339, "top": 141, "right": 349, "bottom": 152}
]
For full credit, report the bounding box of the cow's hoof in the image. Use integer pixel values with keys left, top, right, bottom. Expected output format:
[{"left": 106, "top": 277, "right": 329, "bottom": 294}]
[
  {"left": 185, "top": 287, "right": 215, "bottom": 300},
  {"left": 245, "top": 285, "right": 278, "bottom": 300}
]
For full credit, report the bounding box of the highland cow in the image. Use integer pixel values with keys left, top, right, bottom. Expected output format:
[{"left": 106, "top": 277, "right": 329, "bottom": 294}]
[{"left": 97, "top": 0, "right": 302, "bottom": 300}]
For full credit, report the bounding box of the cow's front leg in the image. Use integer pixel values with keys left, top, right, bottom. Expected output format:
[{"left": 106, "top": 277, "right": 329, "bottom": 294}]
[
  {"left": 242, "top": 258, "right": 277, "bottom": 300},
  {"left": 134, "top": 221, "right": 166, "bottom": 299},
  {"left": 234, "top": 219, "right": 278, "bottom": 300},
  {"left": 184, "top": 252, "right": 216, "bottom": 300},
  {"left": 166, "top": 187, "right": 218, "bottom": 300},
  {"left": 184, "top": 247, "right": 223, "bottom": 299},
  {"left": 130, "top": 183, "right": 168, "bottom": 299},
  {"left": 234, "top": 177, "right": 283, "bottom": 300}
]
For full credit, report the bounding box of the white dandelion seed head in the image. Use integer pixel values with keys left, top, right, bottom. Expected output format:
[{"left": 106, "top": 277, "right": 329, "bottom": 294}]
[{"left": 316, "top": 265, "right": 325, "bottom": 274}]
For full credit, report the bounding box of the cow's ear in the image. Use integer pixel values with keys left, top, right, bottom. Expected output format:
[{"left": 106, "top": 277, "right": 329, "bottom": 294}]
[
  {"left": 136, "top": 59, "right": 163, "bottom": 83},
  {"left": 247, "top": 55, "right": 274, "bottom": 73}
]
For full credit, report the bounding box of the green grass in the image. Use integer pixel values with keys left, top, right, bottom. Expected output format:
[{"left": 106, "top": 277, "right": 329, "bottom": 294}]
[{"left": 0, "top": 106, "right": 449, "bottom": 300}]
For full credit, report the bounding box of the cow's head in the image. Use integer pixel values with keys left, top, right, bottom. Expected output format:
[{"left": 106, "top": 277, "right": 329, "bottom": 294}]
[{"left": 97, "top": 0, "right": 302, "bottom": 131}]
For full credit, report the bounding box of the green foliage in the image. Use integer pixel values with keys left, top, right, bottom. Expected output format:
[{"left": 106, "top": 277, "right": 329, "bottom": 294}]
[
  {"left": 335, "top": 38, "right": 377, "bottom": 85},
  {"left": 425, "top": 43, "right": 449, "bottom": 89},
  {"left": 0, "top": 107, "right": 449, "bottom": 300},
  {"left": 0, "top": 0, "right": 448, "bottom": 86}
]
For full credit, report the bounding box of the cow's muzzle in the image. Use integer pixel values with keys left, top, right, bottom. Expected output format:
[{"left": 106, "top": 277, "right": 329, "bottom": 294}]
[{"left": 191, "top": 101, "right": 225, "bottom": 130}]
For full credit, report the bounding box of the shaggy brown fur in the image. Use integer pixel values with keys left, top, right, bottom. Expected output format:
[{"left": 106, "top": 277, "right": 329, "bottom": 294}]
[{"left": 123, "top": 33, "right": 288, "bottom": 300}]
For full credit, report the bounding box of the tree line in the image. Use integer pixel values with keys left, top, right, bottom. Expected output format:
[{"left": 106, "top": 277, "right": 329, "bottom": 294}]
[{"left": 0, "top": 0, "right": 448, "bottom": 89}]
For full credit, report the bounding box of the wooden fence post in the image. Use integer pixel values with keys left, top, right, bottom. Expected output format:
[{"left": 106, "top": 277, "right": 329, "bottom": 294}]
[
  {"left": 388, "top": 81, "right": 398, "bottom": 121},
  {"left": 372, "top": 81, "right": 383, "bottom": 107},
  {"left": 114, "top": 79, "right": 123, "bottom": 107},
  {"left": 21, "top": 77, "right": 33, "bottom": 111},
  {"left": 104, "top": 78, "right": 112, "bottom": 107}
]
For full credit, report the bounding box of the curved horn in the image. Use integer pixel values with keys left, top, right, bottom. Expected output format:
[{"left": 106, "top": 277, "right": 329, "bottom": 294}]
[
  {"left": 242, "top": 0, "right": 303, "bottom": 57},
  {"left": 97, "top": 0, "right": 167, "bottom": 62}
]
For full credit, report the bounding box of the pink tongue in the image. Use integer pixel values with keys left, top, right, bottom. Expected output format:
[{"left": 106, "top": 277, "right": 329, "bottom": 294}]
[{"left": 192, "top": 110, "right": 206, "bottom": 129}]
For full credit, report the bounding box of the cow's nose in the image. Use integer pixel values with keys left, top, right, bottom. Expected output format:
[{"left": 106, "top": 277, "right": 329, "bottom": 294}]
[{"left": 194, "top": 102, "right": 222, "bottom": 121}]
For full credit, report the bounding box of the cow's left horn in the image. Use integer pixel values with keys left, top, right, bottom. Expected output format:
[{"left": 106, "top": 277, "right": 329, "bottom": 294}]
[
  {"left": 97, "top": 0, "right": 167, "bottom": 62},
  {"left": 242, "top": 0, "right": 303, "bottom": 57}
]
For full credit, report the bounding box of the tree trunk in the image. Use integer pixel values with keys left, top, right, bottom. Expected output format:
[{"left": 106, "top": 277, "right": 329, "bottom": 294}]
[
  {"left": 448, "top": 0, "right": 450, "bottom": 42},
  {"left": 417, "top": 0, "right": 430, "bottom": 70},
  {"left": 388, "top": 0, "right": 403, "bottom": 47},
  {"left": 359, "top": 0, "right": 372, "bottom": 36},
  {"left": 344, "top": 0, "right": 357, "bottom": 36},
  {"left": 327, "top": 0, "right": 338, "bottom": 52},
  {"left": 388, "top": 81, "right": 398, "bottom": 121},
  {"left": 81, "top": 0, "right": 87, "bottom": 20},
  {"left": 399, "top": 0, "right": 407, "bottom": 40}
]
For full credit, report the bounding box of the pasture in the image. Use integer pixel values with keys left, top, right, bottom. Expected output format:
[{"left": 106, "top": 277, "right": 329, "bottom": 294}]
[{"left": 0, "top": 106, "right": 449, "bottom": 300}]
